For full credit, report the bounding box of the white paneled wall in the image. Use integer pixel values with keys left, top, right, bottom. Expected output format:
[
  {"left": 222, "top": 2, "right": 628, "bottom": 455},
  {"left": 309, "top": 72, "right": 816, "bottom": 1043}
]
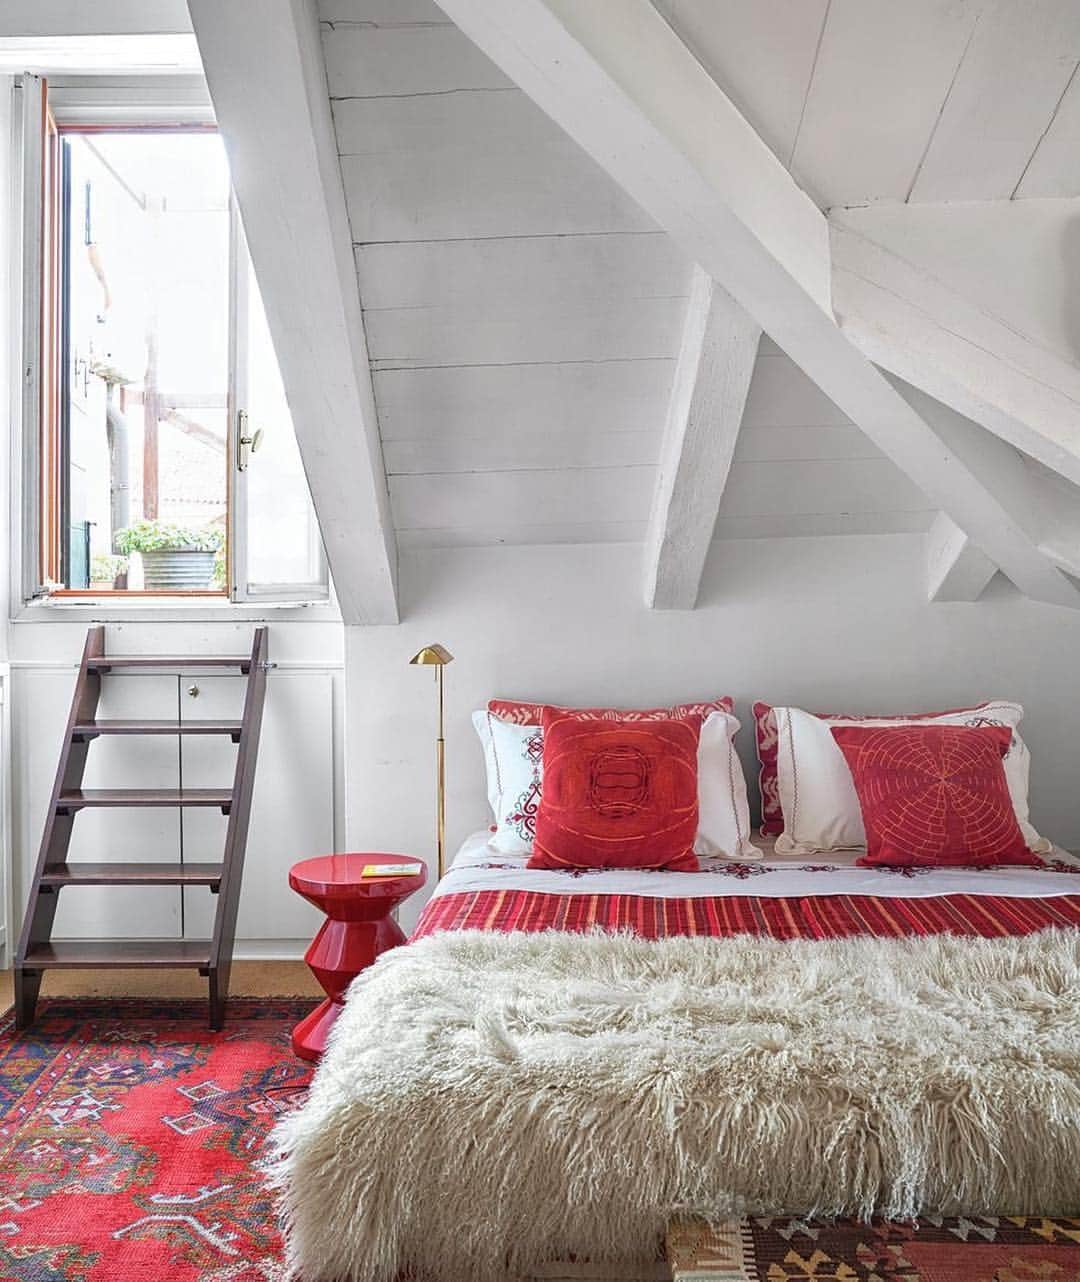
[
  {"left": 180, "top": 672, "right": 330, "bottom": 943},
  {"left": 17, "top": 673, "right": 184, "bottom": 940}
]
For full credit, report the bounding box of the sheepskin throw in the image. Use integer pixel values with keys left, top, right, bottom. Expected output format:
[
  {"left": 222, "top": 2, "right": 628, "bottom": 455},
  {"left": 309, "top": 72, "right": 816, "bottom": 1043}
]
[{"left": 269, "top": 928, "right": 1080, "bottom": 1282}]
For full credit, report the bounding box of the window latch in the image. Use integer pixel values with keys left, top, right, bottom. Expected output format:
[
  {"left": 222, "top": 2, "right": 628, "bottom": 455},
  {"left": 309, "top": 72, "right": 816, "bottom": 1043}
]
[{"left": 236, "top": 410, "right": 263, "bottom": 472}]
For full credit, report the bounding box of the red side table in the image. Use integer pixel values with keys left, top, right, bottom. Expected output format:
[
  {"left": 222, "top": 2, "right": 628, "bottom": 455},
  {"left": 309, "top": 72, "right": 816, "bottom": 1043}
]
[{"left": 288, "top": 853, "right": 428, "bottom": 1061}]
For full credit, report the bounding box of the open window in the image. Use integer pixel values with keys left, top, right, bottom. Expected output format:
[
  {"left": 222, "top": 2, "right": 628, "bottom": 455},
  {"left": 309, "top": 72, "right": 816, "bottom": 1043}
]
[{"left": 18, "top": 75, "right": 328, "bottom": 604}]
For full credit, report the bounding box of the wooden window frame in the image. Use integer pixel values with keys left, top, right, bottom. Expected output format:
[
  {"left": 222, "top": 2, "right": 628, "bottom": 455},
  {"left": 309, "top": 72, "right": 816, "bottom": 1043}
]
[{"left": 17, "top": 79, "right": 329, "bottom": 612}]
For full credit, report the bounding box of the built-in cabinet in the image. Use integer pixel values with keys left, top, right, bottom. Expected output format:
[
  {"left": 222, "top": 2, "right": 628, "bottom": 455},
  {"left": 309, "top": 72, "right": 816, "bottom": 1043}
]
[
  {"left": 179, "top": 672, "right": 333, "bottom": 942},
  {"left": 13, "top": 664, "right": 331, "bottom": 950}
]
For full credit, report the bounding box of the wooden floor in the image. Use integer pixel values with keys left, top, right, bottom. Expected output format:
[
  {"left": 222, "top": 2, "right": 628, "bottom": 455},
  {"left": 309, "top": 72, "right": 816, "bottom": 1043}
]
[{"left": 0, "top": 961, "right": 321, "bottom": 1010}]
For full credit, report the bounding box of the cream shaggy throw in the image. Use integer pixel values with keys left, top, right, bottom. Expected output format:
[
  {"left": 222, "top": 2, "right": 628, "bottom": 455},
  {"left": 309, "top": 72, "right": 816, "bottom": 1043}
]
[{"left": 268, "top": 928, "right": 1080, "bottom": 1282}]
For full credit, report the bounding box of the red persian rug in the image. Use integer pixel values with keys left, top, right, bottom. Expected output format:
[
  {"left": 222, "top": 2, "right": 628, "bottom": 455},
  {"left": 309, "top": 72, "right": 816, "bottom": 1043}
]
[
  {"left": 0, "top": 997, "right": 315, "bottom": 1282},
  {"left": 668, "top": 1215, "right": 1080, "bottom": 1280}
]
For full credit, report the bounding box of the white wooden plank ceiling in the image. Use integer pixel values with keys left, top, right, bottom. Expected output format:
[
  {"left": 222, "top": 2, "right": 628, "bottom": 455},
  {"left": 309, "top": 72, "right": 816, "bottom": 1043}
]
[
  {"left": 303, "top": 0, "right": 1080, "bottom": 612},
  {"left": 661, "top": 0, "right": 1077, "bottom": 205},
  {"left": 662, "top": 0, "right": 1080, "bottom": 207},
  {"left": 319, "top": 0, "right": 938, "bottom": 554}
]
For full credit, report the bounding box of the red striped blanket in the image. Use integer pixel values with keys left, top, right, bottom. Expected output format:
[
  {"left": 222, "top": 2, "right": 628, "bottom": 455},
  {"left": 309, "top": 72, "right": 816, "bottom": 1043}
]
[{"left": 412, "top": 887, "right": 1080, "bottom": 941}]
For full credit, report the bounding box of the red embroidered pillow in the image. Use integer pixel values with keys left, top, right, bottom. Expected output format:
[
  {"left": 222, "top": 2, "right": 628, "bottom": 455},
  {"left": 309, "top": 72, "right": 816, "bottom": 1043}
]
[
  {"left": 490, "top": 696, "right": 733, "bottom": 725},
  {"left": 753, "top": 698, "right": 1029, "bottom": 838},
  {"left": 529, "top": 712, "right": 701, "bottom": 872},
  {"left": 830, "top": 724, "right": 1040, "bottom": 868}
]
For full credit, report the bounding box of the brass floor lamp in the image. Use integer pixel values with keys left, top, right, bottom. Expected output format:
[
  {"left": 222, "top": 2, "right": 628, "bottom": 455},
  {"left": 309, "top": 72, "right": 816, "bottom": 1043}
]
[{"left": 409, "top": 644, "right": 454, "bottom": 878}]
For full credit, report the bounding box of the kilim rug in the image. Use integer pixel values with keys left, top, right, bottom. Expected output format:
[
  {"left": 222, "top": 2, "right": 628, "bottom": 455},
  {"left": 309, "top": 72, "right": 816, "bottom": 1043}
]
[
  {"left": 667, "top": 1215, "right": 1080, "bottom": 1281},
  {"left": 0, "top": 997, "right": 315, "bottom": 1282}
]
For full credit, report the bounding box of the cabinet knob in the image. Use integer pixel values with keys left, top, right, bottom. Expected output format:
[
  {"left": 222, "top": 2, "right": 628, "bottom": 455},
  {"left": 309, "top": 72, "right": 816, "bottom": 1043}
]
[{"left": 187, "top": 684, "right": 200, "bottom": 698}]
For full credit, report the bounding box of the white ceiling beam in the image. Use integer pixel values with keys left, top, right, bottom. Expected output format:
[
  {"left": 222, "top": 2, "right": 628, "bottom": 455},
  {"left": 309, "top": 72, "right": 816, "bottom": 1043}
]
[
  {"left": 892, "top": 377, "right": 1079, "bottom": 608},
  {"left": 434, "top": 0, "right": 1079, "bottom": 609},
  {"left": 830, "top": 214, "right": 1080, "bottom": 490},
  {"left": 189, "top": 0, "right": 398, "bottom": 624},
  {"left": 925, "top": 514, "right": 997, "bottom": 604},
  {"left": 1038, "top": 536, "right": 1080, "bottom": 581},
  {"left": 644, "top": 267, "right": 760, "bottom": 609},
  {"left": 1020, "top": 459, "right": 1080, "bottom": 580}
]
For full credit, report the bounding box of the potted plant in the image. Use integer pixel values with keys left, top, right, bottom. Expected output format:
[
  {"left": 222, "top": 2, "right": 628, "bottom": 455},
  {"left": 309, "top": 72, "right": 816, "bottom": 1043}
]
[{"left": 114, "top": 521, "right": 225, "bottom": 591}]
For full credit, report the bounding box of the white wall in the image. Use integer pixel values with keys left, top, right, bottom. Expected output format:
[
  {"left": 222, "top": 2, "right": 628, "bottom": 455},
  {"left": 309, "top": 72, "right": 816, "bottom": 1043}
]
[{"left": 347, "top": 536, "right": 1080, "bottom": 931}]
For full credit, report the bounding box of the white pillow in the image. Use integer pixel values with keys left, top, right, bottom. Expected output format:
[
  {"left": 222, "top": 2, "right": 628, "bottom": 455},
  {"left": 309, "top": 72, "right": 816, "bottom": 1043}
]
[
  {"left": 473, "top": 709, "right": 757, "bottom": 860},
  {"left": 473, "top": 712, "right": 543, "bottom": 855},
  {"left": 696, "top": 711, "right": 758, "bottom": 860},
  {"left": 774, "top": 702, "right": 1049, "bottom": 855}
]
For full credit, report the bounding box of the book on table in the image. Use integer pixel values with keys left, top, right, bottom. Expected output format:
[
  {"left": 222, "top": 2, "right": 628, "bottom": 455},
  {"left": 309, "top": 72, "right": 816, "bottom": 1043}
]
[{"left": 362, "top": 862, "right": 424, "bottom": 879}]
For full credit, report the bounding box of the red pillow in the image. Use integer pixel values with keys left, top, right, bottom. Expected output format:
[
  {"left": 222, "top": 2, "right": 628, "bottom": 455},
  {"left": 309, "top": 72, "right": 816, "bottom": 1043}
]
[
  {"left": 753, "top": 699, "right": 1023, "bottom": 837},
  {"left": 529, "top": 711, "right": 701, "bottom": 872},
  {"left": 490, "top": 696, "right": 733, "bottom": 725},
  {"left": 830, "top": 724, "right": 1040, "bottom": 868}
]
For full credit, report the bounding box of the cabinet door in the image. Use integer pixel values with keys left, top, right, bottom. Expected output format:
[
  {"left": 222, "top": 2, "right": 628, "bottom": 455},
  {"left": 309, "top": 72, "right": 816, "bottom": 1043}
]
[
  {"left": 180, "top": 672, "right": 330, "bottom": 943},
  {"left": 17, "top": 670, "right": 182, "bottom": 939}
]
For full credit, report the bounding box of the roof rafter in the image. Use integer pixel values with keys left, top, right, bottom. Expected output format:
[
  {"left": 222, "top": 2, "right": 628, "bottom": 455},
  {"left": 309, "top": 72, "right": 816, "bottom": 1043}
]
[
  {"left": 892, "top": 376, "right": 1080, "bottom": 608},
  {"left": 644, "top": 268, "right": 760, "bottom": 610},
  {"left": 189, "top": 0, "right": 398, "bottom": 624},
  {"left": 925, "top": 514, "right": 997, "bottom": 604},
  {"left": 830, "top": 213, "right": 1080, "bottom": 490},
  {"left": 433, "top": 0, "right": 1079, "bottom": 608}
]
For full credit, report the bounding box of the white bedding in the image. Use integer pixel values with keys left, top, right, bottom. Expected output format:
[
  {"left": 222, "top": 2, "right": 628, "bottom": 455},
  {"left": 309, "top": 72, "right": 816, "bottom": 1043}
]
[{"left": 434, "top": 828, "right": 1080, "bottom": 901}]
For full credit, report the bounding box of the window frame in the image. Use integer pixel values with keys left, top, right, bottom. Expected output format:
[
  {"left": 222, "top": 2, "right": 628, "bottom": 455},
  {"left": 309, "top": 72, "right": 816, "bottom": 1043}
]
[
  {"left": 11, "top": 74, "right": 333, "bottom": 620},
  {"left": 227, "top": 201, "right": 329, "bottom": 605}
]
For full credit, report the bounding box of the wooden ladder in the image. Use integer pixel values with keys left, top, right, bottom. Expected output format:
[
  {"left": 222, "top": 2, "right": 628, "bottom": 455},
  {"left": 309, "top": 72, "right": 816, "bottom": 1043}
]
[{"left": 14, "top": 626, "right": 270, "bottom": 1031}]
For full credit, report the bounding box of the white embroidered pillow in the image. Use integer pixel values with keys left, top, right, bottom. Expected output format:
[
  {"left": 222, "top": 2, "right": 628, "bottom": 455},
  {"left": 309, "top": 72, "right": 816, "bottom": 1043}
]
[
  {"left": 474, "top": 708, "right": 757, "bottom": 860},
  {"left": 774, "top": 702, "right": 1048, "bottom": 855},
  {"left": 473, "top": 712, "right": 544, "bottom": 854}
]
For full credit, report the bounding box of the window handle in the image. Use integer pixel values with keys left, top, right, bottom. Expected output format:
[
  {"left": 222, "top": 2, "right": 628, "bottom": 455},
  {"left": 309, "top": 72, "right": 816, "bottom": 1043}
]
[{"left": 236, "top": 410, "right": 264, "bottom": 472}]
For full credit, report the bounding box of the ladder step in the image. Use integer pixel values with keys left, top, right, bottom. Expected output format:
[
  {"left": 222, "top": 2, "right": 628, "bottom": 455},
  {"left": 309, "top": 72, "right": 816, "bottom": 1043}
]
[
  {"left": 41, "top": 862, "right": 224, "bottom": 887},
  {"left": 57, "top": 789, "right": 233, "bottom": 810},
  {"left": 74, "top": 719, "right": 243, "bottom": 739},
  {"left": 87, "top": 655, "right": 252, "bottom": 672},
  {"left": 22, "top": 940, "right": 212, "bottom": 970},
  {"left": 15, "top": 625, "right": 269, "bottom": 1031}
]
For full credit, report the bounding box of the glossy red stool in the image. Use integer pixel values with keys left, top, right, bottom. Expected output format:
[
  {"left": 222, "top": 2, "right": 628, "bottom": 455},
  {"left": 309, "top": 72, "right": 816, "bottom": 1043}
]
[{"left": 288, "top": 852, "right": 428, "bottom": 1061}]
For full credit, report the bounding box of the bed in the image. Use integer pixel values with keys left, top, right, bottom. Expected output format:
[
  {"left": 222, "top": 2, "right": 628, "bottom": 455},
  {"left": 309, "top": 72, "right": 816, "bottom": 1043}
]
[{"left": 271, "top": 832, "right": 1080, "bottom": 1282}]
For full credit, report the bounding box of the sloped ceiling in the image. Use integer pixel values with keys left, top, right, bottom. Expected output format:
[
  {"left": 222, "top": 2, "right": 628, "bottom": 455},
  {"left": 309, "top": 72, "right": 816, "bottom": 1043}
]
[
  {"left": 657, "top": 0, "right": 1080, "bottom": 208},
  {"left": 197, "top": 0, "right": 1080, "bottom": 613}
]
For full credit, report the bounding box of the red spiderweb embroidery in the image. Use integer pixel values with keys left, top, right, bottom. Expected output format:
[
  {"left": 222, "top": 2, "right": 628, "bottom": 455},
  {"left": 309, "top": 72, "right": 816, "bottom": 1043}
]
[{"left": 832, "top": 725, "right": 1030, "bottom": 867}]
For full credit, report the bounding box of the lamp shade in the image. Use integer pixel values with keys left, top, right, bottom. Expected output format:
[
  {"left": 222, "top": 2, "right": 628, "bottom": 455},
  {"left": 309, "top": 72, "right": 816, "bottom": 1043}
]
[{"left": 409, "top": 643, "right": 454, "bottom": 666}]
